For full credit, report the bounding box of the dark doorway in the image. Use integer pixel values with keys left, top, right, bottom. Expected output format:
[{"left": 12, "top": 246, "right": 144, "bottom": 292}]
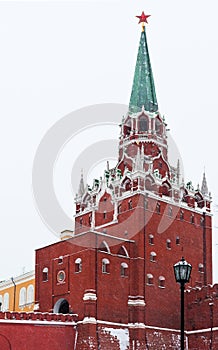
[{"left": 53, "top": 298, "right": 70, "bottom": 314}]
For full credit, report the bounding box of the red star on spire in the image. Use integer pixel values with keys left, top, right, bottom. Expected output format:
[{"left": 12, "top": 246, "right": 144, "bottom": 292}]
[{"left": 136, "top": 11, "right": 151, "bottom": 24}]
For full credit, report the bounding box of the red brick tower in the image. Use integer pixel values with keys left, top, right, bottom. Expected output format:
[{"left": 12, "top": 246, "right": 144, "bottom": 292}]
[{"left": 35, "top": 12, "right": 213, "bottom": 349}]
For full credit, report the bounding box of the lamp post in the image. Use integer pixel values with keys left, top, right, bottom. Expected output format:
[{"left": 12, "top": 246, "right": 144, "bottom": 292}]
[
  {"left": 174, "top": 257, "right": 192, "bottom": 350},
  {"left": 209, "top": 300, "right": 213, "bottom": 350}
]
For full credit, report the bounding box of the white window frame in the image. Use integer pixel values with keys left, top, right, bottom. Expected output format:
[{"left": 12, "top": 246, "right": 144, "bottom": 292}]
[
  {"left": 27, "top": 284, "right": 34, "bottom": 304},
  {"left": 75, "top": 257, "right": 82, "bottom": 273},
  {"left": 102, "top": 258, "right": 110, "bottom": 274},
  {"left": 19, "top": 287, "right": 26, "bottom": 307},
  {"left": 121, "top": 262, "right": 128, "bottom": 277}
]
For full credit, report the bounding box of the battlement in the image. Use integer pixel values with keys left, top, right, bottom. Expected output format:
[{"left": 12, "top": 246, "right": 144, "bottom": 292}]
[
  {"left": 186, "top": 284, "right": 218, "bottom": 331},
  {"left": 186, "top": 284, "right": 218, "bottom": 304},
  {"left": 0, "top": 311, "right": 78, "bottom": 323}
]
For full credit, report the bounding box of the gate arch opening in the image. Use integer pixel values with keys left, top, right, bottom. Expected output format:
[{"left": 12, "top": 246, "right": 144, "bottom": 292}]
[{"left": 53, "top": 298, "right": 69, "bottom": 314}]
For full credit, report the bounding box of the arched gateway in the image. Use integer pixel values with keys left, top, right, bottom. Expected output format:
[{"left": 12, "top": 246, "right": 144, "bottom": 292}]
[{"left": 53, "top": 298, "right": 69, "bottom": 314}]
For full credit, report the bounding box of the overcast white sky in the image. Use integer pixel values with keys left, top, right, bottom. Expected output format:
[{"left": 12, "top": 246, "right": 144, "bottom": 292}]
[{"left": 0, "top": 0, "right": 218, "bottom": 282}]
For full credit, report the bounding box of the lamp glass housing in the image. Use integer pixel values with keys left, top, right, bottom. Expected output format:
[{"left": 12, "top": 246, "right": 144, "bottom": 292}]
[{"left": 174, "top": 257, "right": 192, "bottom": 284}]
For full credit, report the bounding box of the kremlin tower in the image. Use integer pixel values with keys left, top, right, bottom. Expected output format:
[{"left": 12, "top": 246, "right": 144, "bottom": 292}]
[
  {"left": 0, "top": 12, "right": 215, "bottom": 350},
  {"left": 34, "top": 12, "right": 215, "bottom": 349}
]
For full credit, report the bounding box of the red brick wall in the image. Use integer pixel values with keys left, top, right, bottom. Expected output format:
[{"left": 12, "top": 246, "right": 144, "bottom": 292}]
[
  {"left": 0, "top": 320, "right": 75, "bottom": 350},
  {"left": 187, "top": 330, "right": 218, "bottom": 350},
  {"left": 1, "top": 312, "right": 218, "bottom": 349},
  {"left": 144, "top": 197, "right": 212, "bottom": 329},
  {"left": 186, "top": 284, "right": 218, "bottom": 330}
]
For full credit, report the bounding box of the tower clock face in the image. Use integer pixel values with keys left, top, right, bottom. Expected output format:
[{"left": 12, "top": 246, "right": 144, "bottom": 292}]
[{"left": 57, "top": 270, "right": 66, "bottom": 283}]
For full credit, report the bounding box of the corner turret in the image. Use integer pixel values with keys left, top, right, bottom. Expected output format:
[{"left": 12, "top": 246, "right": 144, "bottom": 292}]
[{"left": 201, "top": 171, "right": 209, "bottom": 196}]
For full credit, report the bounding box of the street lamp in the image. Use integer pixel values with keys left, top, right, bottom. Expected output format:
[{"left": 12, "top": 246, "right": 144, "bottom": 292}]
[{"left": 174, "top": 257, "right": 192, "bottom": 350}]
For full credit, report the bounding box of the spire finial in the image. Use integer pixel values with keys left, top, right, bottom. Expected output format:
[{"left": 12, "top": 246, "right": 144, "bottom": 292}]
[
  {"left": 129, "top": 13, "right": 158, "bottom": 114},
  {"left": 78, "top": 169, "right": 85, "bottom": 197},
  {"left": 134, "top": 145, "right": 144, "bottom": 172},
  {"left": 201, "top": 169, "right": 209, "bottom": 196},
  {"left": 136, "top": 11, "right": 151, "bottom": 31}
]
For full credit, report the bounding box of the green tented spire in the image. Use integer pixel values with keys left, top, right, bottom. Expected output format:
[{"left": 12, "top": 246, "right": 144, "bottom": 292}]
[{"left": 129, "top": 27, "right": 158, "bottom": 114}]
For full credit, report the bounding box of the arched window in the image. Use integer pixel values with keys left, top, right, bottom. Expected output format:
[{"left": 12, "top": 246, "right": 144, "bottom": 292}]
[
  {"left": 195, "top": 194, "right": 204, "bottom": 208},
  {"left": 190, "top": 214, "right": 195, "bottom": 224},
  {"left": 102, "top": 258, "right": 110, "bottom": 274},
  {"left": 180, "top": 210, "right": 184, "bottom": 221},
  {"left": 42, "top": 267, "right": 48, "bottom": 282},
  {"left": 147, "top": 274, "right": 154, "bottom": 285},
  {"left": 150, "top": 251, "right": 157, "bottom": 262},
  {"left": 155, "top": 118, "right": 161, "bottom": 136},
  {"left": 79, "top": 218, "right": 83, "bottom": 228},
  {"left": 199, "top": 263, "right": 204, "bottom": 273},
  {"left": 121, "top": 262, "right": 128, "bottom": 277},
  {"left": 168, "top": 206, "right": 173, "bottom": 217},
  {"left": 156, "top": 203, "right": 161, "bottom": 214},
  {"left": 149, "top": 234, "right": 154, "bottom": 245},
  {"left": 27, "top": 285, "right": 34, "bottom": 304},
  {"left": 58, "top": 256, "right": 63, "bottom": 264},
  {"left": 125, "top": 179, "right": 131, "bottom": 191},
  {"left": 75, "top": 258, "right": 82, "bottom": 273},
  {"left": 19, "top": 287, "right": 26, "bottom": 307},
  {"left": 162, "top": 183, "right": 170, "bottom": 196},
  {"left": 99, "top": 241, "right": 110, "bottom": 253},
  {"left": 3, "top": 293, "right": 9, "bottom": 311},
  {"left": 117, "top": 245, "right": 129, "bottom": 257},
  {"left": 128, "top": 200, "right": 132, "bottom": 210},
  {"left": 89, "top": 214, "right": 92, "bottom": 225},
  {"left": 118, "top": 204, "right": 122, "bottom": 214},
  {"left": 159, "top": 276, "right": 165, "bottom": 288},
  {"left": 139, "top": 117, "right": 148, "bottom": 132},
  {"left": 176, "top": 236, "right": 180, "bottom": 245},
  {"left": 124, "top": 118, "right": 131, "bottom": 136},
  {"left": 103, "top": 211, "right": 107, "bottom": 219},
  {"left": 166, "top": 239, "right": 171, "bottom": 250}
]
